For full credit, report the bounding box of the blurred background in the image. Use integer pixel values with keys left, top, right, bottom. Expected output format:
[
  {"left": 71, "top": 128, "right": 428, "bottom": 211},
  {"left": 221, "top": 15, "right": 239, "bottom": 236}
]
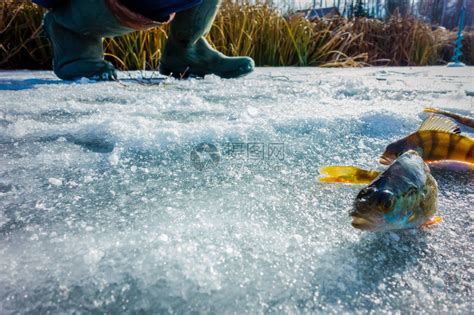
[
  {"left": 1, "top": 0, "right": 472, "bottom": 70},
  {"left": 283, "top": 0, "right": 473, "bottom": 29}
]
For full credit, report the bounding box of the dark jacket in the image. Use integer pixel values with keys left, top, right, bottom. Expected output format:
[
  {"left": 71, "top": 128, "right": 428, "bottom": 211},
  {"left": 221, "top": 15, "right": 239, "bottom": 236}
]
[
  {"left": 32, "top": 0, "right": 202, "bottom": 20},
  {"left": 32, "top": 0, "right": 64, "bottom": 9},
  {"left": 120, "top": 0, "right": 202, "bottom": 21}
]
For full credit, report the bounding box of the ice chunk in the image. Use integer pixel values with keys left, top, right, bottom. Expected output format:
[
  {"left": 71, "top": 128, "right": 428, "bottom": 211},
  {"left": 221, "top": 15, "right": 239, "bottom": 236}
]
[
  {"left": 158, "top": 234, "right": 169, "bottom": 242},
  {"left": 48, "top": 178, "right": 63, "bottom": 186},
  {"left": 78, "top": 77, "right": 94, "bottom": 84},
  {"left": 247, "top": 106, "right": 259, "bottom": 117},
  {"left": 108, "top": 147, "right": 122, "bottom": 166},
  {"left": 84, "top": 175, "right": 94, "bottom": 183}
]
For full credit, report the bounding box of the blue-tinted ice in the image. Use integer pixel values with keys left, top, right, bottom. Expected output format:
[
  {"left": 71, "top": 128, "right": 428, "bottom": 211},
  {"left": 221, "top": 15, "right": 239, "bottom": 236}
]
[{"left": 0, "top": 68, "right": 473, "bottom": 313}]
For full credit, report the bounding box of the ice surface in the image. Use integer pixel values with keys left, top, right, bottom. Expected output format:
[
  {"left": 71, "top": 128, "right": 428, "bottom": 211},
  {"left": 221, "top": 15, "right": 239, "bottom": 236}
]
[{"left": 0, "top": 67, "right": 473, "bottom": 313}]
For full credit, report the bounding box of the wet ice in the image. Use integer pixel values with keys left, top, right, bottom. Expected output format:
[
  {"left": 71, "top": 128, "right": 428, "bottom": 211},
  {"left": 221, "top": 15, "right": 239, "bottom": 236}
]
[{"left": 0, "top": 67, "right": 473, "bottom": 313}]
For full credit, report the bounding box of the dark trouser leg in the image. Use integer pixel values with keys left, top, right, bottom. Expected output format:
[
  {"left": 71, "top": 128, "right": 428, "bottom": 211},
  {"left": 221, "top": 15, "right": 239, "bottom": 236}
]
[
  {"left": 44, "top": 0, "right": 133, "bottom": 80},
  {"left": 159, "top": 0, "right": 254, "bottom": 79}
]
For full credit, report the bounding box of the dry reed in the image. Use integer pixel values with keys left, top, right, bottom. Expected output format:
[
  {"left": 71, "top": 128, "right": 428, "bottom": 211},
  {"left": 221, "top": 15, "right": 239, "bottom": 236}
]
[{"left": 1, "top": 0, "right": 472, "bottom": 70}]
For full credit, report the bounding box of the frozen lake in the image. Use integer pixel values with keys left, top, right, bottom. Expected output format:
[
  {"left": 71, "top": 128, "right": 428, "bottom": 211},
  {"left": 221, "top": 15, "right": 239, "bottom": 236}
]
[{"left": 0, "top": 67, "right": 473, "bottom": 313}]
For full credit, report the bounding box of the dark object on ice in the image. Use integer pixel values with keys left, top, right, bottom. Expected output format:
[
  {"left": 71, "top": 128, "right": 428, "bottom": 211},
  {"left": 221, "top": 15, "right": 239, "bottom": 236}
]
[
  {"left": 0, "top": 183, "right": 13, "bottom": 193},
  {"left": 68, "top": 137, "right": 115, "bottom": 154},
  {"left": 0, "top": 78, "right": 65, "bottom": 91},
  {"left": 0, "top": 118, "right": 12, "bottom": 128},
  {"left": 466, "top": 91, "right": 474, "bottom": 97}
]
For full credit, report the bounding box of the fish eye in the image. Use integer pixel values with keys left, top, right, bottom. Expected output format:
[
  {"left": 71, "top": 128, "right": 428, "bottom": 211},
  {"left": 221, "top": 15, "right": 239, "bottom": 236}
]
[{"left": 378, "top": 190, "right": 395, "bottom": 213}]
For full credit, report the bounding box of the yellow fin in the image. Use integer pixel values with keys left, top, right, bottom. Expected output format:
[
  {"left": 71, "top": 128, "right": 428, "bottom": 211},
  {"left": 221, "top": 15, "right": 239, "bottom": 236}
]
[
  {"left": 319, "top": 176, "right": 353, "bottom": 183},
  {"left": 319, "top": 166, "right": 380, "bottom": 184},
  {"left": 423, "top": 107, "right": 439, "bottom": 114},
  {"left": 418, "top": 115, "right": 461, "bottom": 134},
  {"left": 422, "top": 216, "right": 443, "bottom": 226}
]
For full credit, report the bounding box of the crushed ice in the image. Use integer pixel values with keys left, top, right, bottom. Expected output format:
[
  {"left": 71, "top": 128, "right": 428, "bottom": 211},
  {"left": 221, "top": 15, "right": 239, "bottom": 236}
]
[{"left": 0, "top": 67, "right": 472, "bottom": 313}]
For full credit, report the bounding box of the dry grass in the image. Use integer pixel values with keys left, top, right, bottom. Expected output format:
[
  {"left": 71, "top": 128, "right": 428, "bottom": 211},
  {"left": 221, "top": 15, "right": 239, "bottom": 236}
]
[
  {"left": 104, "top": 27, "right": 169, "bottom": 71},
  {"left": 0, "top": 0, "right": 50, "bottom": 69},
  {"left": 1, "top": 0, "right": 472, "bottom": 70}
]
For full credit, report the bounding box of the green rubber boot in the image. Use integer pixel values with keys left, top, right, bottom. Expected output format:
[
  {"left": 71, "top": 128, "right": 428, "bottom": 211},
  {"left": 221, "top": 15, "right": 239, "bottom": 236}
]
[
  {"left": 43, "top": 0, "right": 134, "bottom": 80},
  {"left": 159, "top": 0, "right": 254, "bottom": 79}
]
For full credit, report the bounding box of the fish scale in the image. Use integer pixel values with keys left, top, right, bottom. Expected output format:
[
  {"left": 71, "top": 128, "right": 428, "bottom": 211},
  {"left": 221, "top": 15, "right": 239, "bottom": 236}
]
[
  {"left": 381, "top": 115, "right": 474, "bottom": 166},
  {"left": 410, "top": 131, "right": 473, "bottom": 163}
]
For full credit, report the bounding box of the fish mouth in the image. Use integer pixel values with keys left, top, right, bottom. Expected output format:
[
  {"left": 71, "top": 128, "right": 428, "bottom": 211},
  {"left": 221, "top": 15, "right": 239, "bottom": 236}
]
[
  {"left": 350, "top": 214, "right": 381, "bottom": 231},
  {"left": 379, "top": 156, "right": 392, "bottom": 165}
]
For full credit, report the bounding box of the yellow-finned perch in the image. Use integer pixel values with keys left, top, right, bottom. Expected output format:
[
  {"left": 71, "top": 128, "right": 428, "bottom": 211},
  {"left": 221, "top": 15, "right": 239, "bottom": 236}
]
[{"left": 319, "top": 166, "right": 380, "bottom": 184}]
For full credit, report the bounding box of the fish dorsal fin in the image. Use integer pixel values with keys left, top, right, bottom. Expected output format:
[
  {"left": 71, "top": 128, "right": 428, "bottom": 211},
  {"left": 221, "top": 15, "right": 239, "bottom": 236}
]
[{"left": 418, "top": 115, "right": 461, "bottom": 134}]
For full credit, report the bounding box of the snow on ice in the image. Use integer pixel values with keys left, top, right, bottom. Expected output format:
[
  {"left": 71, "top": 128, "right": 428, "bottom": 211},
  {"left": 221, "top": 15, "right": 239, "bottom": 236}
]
[{"left": 0, "top": 67, "right": 473, "bottom": 313}]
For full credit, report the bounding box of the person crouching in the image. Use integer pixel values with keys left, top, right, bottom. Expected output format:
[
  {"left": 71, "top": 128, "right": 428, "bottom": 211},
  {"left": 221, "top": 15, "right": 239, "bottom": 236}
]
[{"left": 33, "top": 0, "right": 255, "bottom": 80}]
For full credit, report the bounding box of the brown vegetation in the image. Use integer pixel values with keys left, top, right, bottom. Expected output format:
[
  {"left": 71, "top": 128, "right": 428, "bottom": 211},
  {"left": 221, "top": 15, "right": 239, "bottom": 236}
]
[{"left": 0, "top": 0, "right": 472, "bottom": 70}]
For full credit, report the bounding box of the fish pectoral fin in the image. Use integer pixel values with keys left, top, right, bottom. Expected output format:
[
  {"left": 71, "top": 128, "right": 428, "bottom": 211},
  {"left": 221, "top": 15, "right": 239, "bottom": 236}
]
[
  {"left": 319, "top": 166, "right": 380, "bottom": 184},
  {"left": 320, "top": 166, "right": 359, "bottom": 176},
  {"left": 418, "top": 115, "right": 461, "bottom": 134},
  {"left": 319, "top": 176, "right": 355, "bottom": 183},
  {"left": 422, "top": 216, "right": 443, "bottom": 226},
  {"left": 408, "top": 213, "right": 417, "bottom": 222}
]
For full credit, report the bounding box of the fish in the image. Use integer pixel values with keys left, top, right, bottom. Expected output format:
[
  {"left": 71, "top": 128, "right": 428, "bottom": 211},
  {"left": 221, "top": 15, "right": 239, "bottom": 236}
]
[
  {"left": 350, "top": 150, "right": 441, "bottom": 231},
  {"left": 424, "top": 107, "right": 474, "bottom": 128},
  {"left": 380, "top": 115, "right": 474, "bottom": 165}
]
